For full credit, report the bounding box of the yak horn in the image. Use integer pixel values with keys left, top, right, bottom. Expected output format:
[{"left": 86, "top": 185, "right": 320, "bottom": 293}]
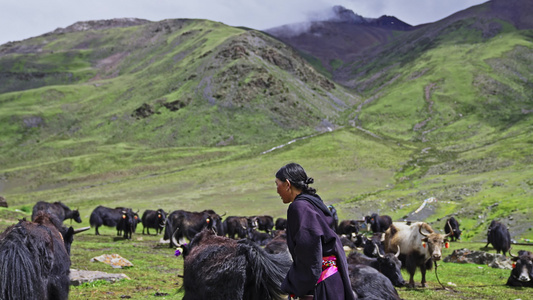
[
  {"left": 444, "top": 220, "right": 453, "bottom": 237},
  {"left": 419, "top": 224, "right": 430, "bottom": 237},
  {"left": 171, "top": 226, "right": 180, "bottom": 248},
  {"left": 509, "top": 248, "right": 518, "bottom": 259},
  {"left": 74, "top": 226, "right": 91, "bottom": 234},
  {"left": 395, "top": 245, "right": 401, "bottom": 258},
  {"left": 376, "top": 243, "right": 385, "bottom": 258}
]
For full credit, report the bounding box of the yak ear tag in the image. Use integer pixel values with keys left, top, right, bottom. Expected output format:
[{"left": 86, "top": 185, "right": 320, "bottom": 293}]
[
  {"left": 422, "top": 242, "right": 426, "bottom": 248},
  {"left": 512, "top": 262, "right": 516, "bottom": 268},
  {"left": 122, "top": 214, "right": 126, "bottom": 219},
  {"left": 445, "top": 242, "right": 450, "bottom": 249}
]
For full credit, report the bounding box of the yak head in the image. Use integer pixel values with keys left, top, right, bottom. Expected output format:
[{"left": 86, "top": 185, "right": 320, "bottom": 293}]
[
  {"left": 509, "top": 249, "right": 533, "bottom": 283},
  {"left": 248, "top": 217, "right": 258, "bottom": 229},
  {"left": 157, "top": 209, "right": 167, "bottom": 228},
  {"left": 419, "top": 224, "right": 450, "bottom": 261},
  {"left": 71, "top": 209, "right": 82, "bottom": 223},
  {"left": 376, "top": 244, "right": 405, "bottom": 287}
]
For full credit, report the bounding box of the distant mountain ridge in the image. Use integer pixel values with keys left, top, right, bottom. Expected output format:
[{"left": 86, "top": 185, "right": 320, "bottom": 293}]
[
  {"left": 50, "top": 18, "right": 151, "bottom": 34},
  {"left": 265, "top": 5, "right": 413, "bottom": 72},
  {"left": 329, "top": 5, "right": 412, "bottom": 30},
  {"left": 266, "top": 0, "right": 533, "bottom": 76}
]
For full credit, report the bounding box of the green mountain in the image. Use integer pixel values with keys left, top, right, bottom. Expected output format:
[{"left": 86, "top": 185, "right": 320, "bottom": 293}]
[
  {"left": 0, "top": 0, "right": 532, "bottom": 242},
  {"left": 0, "top": 18, "right": 356, "bottom": 149}
]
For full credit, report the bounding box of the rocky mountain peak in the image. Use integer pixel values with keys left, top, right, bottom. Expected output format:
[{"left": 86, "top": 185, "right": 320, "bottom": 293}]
[
  {"left": 330, "top": 5, "right": 367, "bottom": 24},
  {"left": 328, "top": 6, "right": 412, "bottom": 30},
  {"left": 51, "top": 18, "right": 151, "bottom": 34}
]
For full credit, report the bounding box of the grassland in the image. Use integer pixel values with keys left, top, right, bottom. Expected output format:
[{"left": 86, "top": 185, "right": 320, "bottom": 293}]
[
  {"left": 2, "top": 206, "right": 532, "bottom": 300},
  {"left": 1, "top": 125, "right": 532, "bottom": 300}
]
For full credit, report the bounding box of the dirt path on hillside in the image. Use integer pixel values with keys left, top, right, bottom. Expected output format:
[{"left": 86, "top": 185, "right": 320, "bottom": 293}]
[{"left": 413, "top": 83, "right": 437, "bottom": 142}]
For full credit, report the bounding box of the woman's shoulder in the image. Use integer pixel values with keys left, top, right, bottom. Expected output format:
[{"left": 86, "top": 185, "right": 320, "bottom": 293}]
[{"left": 289, "top": 196, "right": 317, "bottom": 212}]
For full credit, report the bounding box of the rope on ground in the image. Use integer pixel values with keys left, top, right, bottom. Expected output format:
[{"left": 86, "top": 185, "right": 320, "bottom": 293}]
[{"left": 434, "top": 260, "right": 452, "bottom": 291}]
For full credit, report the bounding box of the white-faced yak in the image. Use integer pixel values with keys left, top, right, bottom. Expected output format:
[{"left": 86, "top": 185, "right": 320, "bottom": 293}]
[{"left": 383, "top": 222, "right": 450, "bottom": 288}]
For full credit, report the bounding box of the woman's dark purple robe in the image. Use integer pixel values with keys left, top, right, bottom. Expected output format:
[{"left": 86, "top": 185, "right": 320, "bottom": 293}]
[{"left": 281, "top": 193, "right": 357, "bottom": 299}]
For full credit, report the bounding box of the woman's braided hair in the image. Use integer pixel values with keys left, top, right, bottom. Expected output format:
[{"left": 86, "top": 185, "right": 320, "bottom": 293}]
[{"left": 275, "top": 163, "right": 317, "bottom": 195}]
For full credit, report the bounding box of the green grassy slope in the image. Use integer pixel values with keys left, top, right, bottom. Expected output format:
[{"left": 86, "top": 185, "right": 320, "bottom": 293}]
[
  {"left": 328, "top": 15, "right": 533, "bottom": 241},
  {"left": 1, "top": 128, "right": 407, "bottom": 221},
  {"left": 0, "top": 19, "right": 359, "bottom": 155},
  {"left": 0, "top": 18, "right": 360, "bottom": 202}
]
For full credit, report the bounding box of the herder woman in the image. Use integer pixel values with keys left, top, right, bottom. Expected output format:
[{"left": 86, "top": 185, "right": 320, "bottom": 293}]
[{"left": 275, "top": 163, "right": 356, "bottom": 300}]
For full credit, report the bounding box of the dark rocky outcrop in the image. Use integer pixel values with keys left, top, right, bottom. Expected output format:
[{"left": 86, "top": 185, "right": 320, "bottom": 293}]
[{"left": 443, "top": 248, "right": 512, "bottom": 269}]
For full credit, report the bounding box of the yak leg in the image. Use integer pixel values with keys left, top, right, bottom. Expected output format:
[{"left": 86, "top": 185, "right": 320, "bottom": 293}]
[
  {"left": 406, "top": 254, "right": 418, "bottom": 288},
  {"left": 420, "top": 259, "right": 432, "bottom": 287}
]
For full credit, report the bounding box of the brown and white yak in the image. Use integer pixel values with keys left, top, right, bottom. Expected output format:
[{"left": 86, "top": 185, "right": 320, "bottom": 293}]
[{"left": 383, "top": 222, "right": 450, "bottom": 288}]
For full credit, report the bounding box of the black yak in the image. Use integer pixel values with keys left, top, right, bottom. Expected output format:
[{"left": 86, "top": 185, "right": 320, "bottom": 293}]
[
  {"left": 365, "top": 213, "right": 392, "bottom": 233},
  {"left": 31, "top": 201, "right": 82, "bottom": 223},
  {"left": 485, "top": 220, "right": 511, "bottom": 256},
  {"left": 179, "top": 228, "right": 291, "bottom": 300},
  {"left": 274, "top": 217, "right": 287, "bottom": 231},
  {"left": 141, "top": 209, "right": 167, "bottom": 235},
  {"left": 348, "top": 264, "right": 401, "bottom": 300},
  {"left": 363, "top": 232, "right": 386, "bottom": 258},
  {"left": 249, "top": 215, "right": 274, "bottom": 235},
  {"left": 264, "top": 230, "right": 288, "bottom": 255},
  {"left": 337, "top": 219, "right": 359, "bottom": 236},
  {"left": 164, "top": 209, "right": 223, "bottom": 247},
  {"left": 89, "top": 206, "right": 134, "bottom": 236},
  {"left": 223, "top": 216, "right": 253, "bottom": 239},
  {"left": 347, "top": 246, "right": 406, "bottom": 287},
  {"left": 0, "top": 212, "right": 89, "bottom": 300},
  {"left": 117, "top": 209, "right": 137, "bottom": 240},
  {"left": 444, "top": 217, "right": 462, "bottom": 242},
  {"left": 507, "top": 249, "right": 533, "bottom": 287}
]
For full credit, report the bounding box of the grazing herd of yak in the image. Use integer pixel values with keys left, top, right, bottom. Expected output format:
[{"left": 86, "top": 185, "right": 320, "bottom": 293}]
[{"left": 0, "top": 201, "right": 531, "bottom": 299}]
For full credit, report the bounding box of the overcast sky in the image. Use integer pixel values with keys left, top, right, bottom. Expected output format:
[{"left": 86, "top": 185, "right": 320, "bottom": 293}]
[{"left": 1, "top": 0, "right": 488, "bottom": 46}]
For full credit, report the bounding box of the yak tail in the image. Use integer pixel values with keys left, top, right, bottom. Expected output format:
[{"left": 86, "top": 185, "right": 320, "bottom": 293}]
[
  {"left": 89, "top": 212, "right": 102, "bottom": 228},
  {"left": 0, "top": 235, "right": 45, "bottom": 300},
  {"left": 237, "top": 239, "right": 291, "bottom": 300}
]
